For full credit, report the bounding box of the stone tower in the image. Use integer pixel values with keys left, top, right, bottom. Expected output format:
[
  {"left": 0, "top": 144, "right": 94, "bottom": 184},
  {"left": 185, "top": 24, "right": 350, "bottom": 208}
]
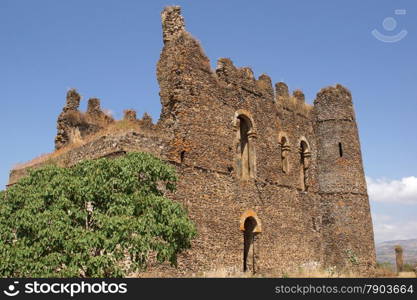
[{"left": 314, "top": 85, "right": 375, "bottom": 269}]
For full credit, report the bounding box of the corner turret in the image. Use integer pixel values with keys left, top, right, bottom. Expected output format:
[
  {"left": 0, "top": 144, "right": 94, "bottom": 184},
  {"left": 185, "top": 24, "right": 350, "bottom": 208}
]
[
  {"left": 313, "top": 84, "right": 375, "bottom": 273},
  {"left": 313, "top": 84, "right": 366, "bottom": 193}
]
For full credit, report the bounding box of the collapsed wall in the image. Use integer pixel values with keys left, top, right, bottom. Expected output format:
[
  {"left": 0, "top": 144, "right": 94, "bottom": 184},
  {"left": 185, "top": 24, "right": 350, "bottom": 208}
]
[{"left": 55, "top": 89, "right": 114, "bottom": 150}]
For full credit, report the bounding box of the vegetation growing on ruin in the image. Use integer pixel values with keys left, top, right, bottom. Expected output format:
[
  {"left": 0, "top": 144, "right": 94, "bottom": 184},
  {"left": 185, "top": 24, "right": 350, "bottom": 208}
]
[{"left": 0, "top": 152, "right": 196, "bottom": 277}]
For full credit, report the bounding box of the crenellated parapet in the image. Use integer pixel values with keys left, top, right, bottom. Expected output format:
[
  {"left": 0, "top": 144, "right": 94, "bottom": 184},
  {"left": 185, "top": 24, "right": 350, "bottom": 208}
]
[
  {"left": 257, "top": 74, "right": 274, "bottom": 98},
  {"left": 139, "top": 112, "right": 153, "bottom": 128},
  {"left": 274, "top": 82, "right": 312, "bottom": 117},
  {"left": 55, "top": 90, "right": 114, "bottom": 150},
  {"left": 314, "top": 84, "right": 355, "bottom": 122},
  {"left": 123, "top": 110, "right": 154, "bottom": 129},
  {"left": 63, "top": 88, "right": 81, "bottom": 112},
  {"left": 123, "top": 109, "right": 137, "bottom": 121},
  {"left": 86, "top": 98, "right": 113, "bottom": 125},
  {"left": 215, "top": 58, "right": 275, "bottom": 99}
]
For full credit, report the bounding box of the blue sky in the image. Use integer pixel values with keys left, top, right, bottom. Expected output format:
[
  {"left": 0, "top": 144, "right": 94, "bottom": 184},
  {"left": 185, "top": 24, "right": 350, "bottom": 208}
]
[{"left": 1, "top": 0, "right": 416, "bottom": 243}]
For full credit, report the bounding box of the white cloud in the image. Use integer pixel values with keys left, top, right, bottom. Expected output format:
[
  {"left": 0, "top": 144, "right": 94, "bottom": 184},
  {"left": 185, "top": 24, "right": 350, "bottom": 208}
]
[
  {"left": 372, "top": 214, "right": 417, "bottom": 243},
  {"left": 366, "top": 176, "right": 417, "bottom": 205}
]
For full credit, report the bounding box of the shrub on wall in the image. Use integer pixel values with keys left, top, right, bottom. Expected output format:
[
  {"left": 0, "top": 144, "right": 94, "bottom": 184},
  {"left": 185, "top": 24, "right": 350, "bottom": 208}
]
[{"left": 0, "top": 152, "right": 196, "bottom": 277}]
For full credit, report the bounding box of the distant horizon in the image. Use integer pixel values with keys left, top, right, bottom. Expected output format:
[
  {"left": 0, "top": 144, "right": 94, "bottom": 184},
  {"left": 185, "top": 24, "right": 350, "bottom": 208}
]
[{"left": 376, "top": 237, "right": 417, "bottom": 244}]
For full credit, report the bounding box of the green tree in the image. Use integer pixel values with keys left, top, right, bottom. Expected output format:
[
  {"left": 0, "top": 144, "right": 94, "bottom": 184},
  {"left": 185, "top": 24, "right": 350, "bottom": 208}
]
[{"left": 0, "top": 153, "right": 196, "bottom": 277}]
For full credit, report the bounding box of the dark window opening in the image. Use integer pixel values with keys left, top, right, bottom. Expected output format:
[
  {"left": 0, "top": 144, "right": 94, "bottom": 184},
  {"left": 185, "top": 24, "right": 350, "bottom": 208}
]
[
  {"left": 180, "top": 151, "right": 186, "bottom": 163},
  {"left": 243, "top": 217, "right": 257, "bottom": 273},
  {"left": 338, "top": 142, "right": 343, "bottom": 157},
  {"left": 300, "top": 141, "right": 309, "bottom": 191},
  {"left": 238, "top": 116, "right": 252, "bottom": 179}
]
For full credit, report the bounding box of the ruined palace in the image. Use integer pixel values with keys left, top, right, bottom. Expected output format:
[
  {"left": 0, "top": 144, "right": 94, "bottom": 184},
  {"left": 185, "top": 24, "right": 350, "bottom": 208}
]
[{"left": 9, "top": 6, "right": 376, "bottom": 275}]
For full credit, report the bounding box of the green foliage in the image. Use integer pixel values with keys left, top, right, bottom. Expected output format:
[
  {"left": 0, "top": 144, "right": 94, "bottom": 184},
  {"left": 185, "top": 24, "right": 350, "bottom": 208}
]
[
  {"left": 0, "top": 153, "right": 196, "bottom": 277},
  {"left": 345, "top": 249, "right": 359, "bottom": 265},
  {"left": 376, "top": 261, "right": 394, "bottom": 270},
  {"left": 403, "top": 263, "right": 416, "bottom": 272}
]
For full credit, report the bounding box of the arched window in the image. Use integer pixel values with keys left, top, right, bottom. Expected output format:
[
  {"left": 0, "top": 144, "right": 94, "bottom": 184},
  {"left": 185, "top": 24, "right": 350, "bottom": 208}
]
[
  {"left": 300, "top": 140, "right": 311, "bottom": 191},
  {"left": 235, "top": 113, "right": 256, "bottom": 180},
  {"left": 239, "top": 116, "right": 251, "bottom": 179},
  {"left": 280, "top": 136, "right": 290, "bottom": 173}
]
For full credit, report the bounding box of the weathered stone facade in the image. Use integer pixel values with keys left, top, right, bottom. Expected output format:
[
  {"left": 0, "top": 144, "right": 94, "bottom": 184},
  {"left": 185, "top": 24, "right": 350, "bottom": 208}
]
[{"left": 9, "top": 6, "right": 376, "bottom": 276}]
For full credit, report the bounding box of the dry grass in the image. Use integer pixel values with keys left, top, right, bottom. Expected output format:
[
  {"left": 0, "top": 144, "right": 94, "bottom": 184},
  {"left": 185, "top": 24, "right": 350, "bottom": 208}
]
[
  {"left": 397, "top": 272, "right": 416, "bottom": 278},
  {"left": 12, "top": 144, "right": 82, "bottom": 170},
  {"left": 193, "top": 266, "right": 360, "bottom": 278},
  {"left": 198, "top": 267, "right": 252, "bottom": 278},
  {"left": 12, "top": 120, "right": 141, "bottom": 171},
  {"left": 374, "top": 262, "right": 397, "bottom": 277},
  {"left": 283, "top": 96, "right": 312, "bottom": 116},
  {"left": 193, "top": 263, "right": 416, "bottom": 278}
]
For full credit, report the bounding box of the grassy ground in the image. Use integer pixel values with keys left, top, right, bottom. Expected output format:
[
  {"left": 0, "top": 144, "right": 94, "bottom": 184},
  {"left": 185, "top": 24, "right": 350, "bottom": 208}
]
[{"left": 196, "top": 265, "right": 417, "bottom": 278}]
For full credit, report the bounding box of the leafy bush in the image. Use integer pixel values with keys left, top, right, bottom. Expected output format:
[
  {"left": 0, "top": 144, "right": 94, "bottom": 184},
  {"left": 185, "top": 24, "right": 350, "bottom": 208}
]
[{"left": 0, "top": 153, "right": 196, "bottom": 277}]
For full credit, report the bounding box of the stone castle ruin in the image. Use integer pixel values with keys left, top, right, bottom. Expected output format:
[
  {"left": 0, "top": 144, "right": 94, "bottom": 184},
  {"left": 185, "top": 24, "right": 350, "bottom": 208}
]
[{"left": 9, "top": 6, "right": 376, "bottom": 275}]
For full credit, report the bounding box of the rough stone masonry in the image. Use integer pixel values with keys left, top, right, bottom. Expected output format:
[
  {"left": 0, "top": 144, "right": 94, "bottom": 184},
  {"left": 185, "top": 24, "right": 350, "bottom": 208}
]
[{"left": 9, "top": 6, "right": 376, "bottom": 276}]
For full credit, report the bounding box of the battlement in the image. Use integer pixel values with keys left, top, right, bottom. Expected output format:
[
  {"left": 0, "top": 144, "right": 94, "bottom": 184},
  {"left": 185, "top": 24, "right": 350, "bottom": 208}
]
[
  {"left": 215, "top": 58, "right": 274, "bottom": 99},
  {"left": 55, "top": 90, "right": 114, "bottom": 150},
  {"left": 273, "top": 82, "right": 312, "bottom": 117},
  {"left": 314, "top": 84, "right": 355, "bottom": 122},
  {"left": 63, "top": 88, "right": 81, "bottom": 112},
  {"left": 123, "top": 109, "right": 155, "bottom": 128}
]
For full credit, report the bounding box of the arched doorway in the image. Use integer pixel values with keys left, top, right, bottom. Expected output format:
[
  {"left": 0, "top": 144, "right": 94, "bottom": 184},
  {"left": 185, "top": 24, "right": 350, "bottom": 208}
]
[
  {"left": 239, "top": 210, "right": 262, "bottom": 273},
  {"left": 243, "top": 216, "right": 257, "bottom": 272}
]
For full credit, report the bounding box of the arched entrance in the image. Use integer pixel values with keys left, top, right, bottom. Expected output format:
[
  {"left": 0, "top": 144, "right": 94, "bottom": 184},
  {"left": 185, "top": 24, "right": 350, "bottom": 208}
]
[
  {"left": 243, "top": 217, "right": 257, "bottom": 272},
  {"left": 239, "top": 210, "right": 262, "bottom": 273}
]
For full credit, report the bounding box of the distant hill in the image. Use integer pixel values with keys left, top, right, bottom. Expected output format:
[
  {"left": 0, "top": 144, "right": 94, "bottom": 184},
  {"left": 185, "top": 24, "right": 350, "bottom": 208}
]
[{"left": 376, "top": 239, "right": 417, "bottom": 264}]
